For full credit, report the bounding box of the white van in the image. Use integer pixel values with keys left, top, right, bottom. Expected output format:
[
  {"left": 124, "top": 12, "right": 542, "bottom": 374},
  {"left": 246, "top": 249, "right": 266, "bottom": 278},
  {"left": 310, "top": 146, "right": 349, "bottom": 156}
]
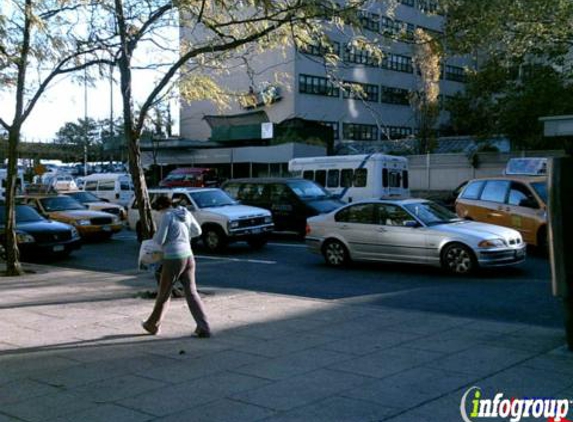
[
  {"left": 0, "top": 169, "right": 25, "bottom": 201},
  {"left": 81, "top": 173, "right": 134, "bottom": 207},
  {"left": 288, "top": 153, "right": 409, "bottom": 202}
]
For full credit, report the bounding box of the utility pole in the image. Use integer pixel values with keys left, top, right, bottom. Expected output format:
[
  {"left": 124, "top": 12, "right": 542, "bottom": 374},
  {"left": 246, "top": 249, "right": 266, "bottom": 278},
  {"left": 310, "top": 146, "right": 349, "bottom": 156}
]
[{"left": 84, "top": 66, "right": 88, "bottom": 176}]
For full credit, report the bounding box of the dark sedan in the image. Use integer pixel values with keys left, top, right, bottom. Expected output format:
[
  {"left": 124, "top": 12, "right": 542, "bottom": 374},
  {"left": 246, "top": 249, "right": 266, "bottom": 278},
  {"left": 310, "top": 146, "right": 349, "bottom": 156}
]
[{"left": 0, "top": 205, "right": 82, "bottom": 260}]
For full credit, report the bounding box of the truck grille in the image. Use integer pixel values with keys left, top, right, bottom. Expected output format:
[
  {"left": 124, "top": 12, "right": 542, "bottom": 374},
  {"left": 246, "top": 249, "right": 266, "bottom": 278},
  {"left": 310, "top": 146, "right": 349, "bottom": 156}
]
[
  {"left": 237, "top": 217, "right": 266, "bottom": 228},
  {"left": 91, "top": 217, "right": 113, "bottom": 225}
]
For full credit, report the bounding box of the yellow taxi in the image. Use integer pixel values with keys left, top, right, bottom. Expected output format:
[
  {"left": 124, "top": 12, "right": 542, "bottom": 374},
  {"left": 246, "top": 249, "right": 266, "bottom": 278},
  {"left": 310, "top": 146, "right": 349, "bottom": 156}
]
[
  {"left": 455, "top": 176, "right": 547, "bottom": 248},
  {"left": 21, "top": 195, "right": 123, "bottom": 239}
]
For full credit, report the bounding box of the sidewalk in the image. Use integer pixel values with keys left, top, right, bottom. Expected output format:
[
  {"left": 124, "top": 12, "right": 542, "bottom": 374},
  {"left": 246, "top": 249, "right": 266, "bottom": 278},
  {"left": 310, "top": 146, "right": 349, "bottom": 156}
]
[{"left": 0, "top": 264, "right": 572, "bottom": 422}]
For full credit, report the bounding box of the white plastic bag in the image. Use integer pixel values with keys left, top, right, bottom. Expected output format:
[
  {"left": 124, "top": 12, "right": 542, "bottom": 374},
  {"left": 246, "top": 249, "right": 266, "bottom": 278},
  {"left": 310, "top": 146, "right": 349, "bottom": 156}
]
[{"left": 138, "top": 239, "right": 163, "bottom": 270}]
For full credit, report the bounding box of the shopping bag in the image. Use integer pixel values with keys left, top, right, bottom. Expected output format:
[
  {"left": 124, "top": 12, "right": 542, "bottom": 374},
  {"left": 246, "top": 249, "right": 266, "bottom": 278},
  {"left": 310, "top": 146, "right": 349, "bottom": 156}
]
[{"left": 138, "top": 239, "right": 163, "bottom": 270}]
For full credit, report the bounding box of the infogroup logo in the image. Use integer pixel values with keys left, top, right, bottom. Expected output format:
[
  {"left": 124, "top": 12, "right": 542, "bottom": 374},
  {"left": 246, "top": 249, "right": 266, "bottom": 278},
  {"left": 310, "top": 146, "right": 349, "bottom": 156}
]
[{"left": 460, "top": 386, "right": 571, "bottom": 422}]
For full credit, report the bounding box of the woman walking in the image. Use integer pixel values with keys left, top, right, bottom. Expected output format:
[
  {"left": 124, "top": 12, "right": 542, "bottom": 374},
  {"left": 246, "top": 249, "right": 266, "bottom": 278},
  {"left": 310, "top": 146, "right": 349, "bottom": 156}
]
[{"left": 142, "top": 196, "right": 211, "bottom": 337}]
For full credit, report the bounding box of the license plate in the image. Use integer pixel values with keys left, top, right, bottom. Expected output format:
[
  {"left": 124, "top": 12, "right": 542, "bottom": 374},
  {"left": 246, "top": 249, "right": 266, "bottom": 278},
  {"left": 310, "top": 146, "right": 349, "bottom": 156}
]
[
  {"left": 102, "top": 225, "right": 111, "bottom": 232},
  {"left": 53, "top": 245, "right": 65, "bottom": 252}
]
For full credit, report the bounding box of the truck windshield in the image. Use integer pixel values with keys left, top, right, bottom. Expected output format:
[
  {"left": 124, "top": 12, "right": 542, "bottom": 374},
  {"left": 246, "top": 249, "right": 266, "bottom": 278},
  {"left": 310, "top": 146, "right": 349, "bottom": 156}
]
[
  {"left": 286, "top": 180, "right": 331, "bottom": 200},
  {"left": 190, "top": 190, "right": 236, "bottom": 208}
]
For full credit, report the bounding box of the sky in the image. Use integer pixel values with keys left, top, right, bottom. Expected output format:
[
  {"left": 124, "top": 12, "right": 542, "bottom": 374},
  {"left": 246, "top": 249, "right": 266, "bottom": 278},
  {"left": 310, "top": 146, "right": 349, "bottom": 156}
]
[{"left": 0, "top": 69, "right": 180, "bottom": 143}]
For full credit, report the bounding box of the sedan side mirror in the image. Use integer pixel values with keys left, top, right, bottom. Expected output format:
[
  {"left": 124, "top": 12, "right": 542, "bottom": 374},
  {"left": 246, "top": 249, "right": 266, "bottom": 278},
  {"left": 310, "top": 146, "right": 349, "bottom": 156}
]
[{"left": 403, "top": 220, "right": 421, "bottom": 228}]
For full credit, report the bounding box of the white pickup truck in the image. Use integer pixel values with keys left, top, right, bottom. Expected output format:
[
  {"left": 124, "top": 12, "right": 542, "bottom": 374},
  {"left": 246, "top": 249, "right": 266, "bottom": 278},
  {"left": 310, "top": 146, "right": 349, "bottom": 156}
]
[{"left": 127, "top": 188, "right": 274, "bottom": 252}]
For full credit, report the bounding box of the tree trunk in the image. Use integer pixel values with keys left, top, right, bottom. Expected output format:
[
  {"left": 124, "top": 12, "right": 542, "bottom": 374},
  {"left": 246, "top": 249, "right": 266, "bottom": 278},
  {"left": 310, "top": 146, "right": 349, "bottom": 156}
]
[
  {"left": 5, "top": 127, "right": 23, "bottom": 276},
  {"left": 115, "top": 0, "right": 154, "bottom": 241}
]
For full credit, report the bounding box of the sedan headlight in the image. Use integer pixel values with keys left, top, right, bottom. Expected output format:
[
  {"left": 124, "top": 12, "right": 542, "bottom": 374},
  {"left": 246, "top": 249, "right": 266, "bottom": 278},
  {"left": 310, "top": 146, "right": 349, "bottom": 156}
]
[
  {"left": 478, "top": 239, "right": 506, "bottom": 248},
  {"left": 16, "top": 233, "right": 35, "bottom": 244},
  {"left": 228, "top": 220, "right": 240, "bottom": 229},
  {"left": 264, "top": 215, "right": 273, "bottom": 224},
  {"left": 75, "top": 219, "right": 91, "bottom": 226}
]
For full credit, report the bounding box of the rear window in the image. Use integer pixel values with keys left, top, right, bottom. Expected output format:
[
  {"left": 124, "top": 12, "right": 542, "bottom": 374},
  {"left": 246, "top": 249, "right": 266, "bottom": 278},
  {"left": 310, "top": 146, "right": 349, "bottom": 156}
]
[
  {"left": 461, "top": 180, "right": 485, "bottom": 200},
  {"left": 480, "top": 180, "right": 510, "bottom": 203},
  {"left": 531, "top": 182, "right": 548, "bottom": 204}
]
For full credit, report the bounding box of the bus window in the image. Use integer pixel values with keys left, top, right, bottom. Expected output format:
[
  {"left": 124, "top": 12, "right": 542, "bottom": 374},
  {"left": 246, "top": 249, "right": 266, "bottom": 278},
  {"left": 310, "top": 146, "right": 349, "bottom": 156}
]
[
  {"left": 354, "top": 168, "right": 367, "bottom": 187},
  {"left": 389, "top": 171, "right": 402, "bottom": 187},
  {"left": 402, "top": 171, "right": 409, "bottom": 189},
  {"left": 303, "top": 170, "right": 314, "bottom": 181},
  {"left": 315, "top": 170, "right": 326, "bottom": 187},
  {"left": 341, "top": 169, "right": 353, "bottom": 188},
  {"left": 327, "top": 170, "right": 340, "bottom": 188},
  {"left": 382, "top": 168, "right": 389, "bottom": 188}
]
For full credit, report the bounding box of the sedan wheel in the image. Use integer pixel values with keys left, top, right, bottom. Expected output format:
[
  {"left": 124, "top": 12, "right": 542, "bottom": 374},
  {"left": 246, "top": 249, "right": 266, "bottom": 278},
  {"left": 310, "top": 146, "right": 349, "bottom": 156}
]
[
  {"left": 322, "top": 239, "right": 349, "bottom": 267},
  {"left": 442, "top": 243, "right": 475, "bottom": 275}
]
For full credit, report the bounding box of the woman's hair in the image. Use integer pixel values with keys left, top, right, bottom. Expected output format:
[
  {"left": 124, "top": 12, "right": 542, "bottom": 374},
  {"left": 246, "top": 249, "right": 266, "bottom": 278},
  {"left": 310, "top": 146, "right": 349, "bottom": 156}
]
[{"left": 154, "top": 195, "right": 172, "bottom": 210}]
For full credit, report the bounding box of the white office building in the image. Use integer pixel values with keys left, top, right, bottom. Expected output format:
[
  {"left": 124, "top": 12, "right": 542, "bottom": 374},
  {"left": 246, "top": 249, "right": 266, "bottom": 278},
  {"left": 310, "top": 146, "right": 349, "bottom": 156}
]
[{"left": 179, "top": 0, "right": 472, "bottom": 152}]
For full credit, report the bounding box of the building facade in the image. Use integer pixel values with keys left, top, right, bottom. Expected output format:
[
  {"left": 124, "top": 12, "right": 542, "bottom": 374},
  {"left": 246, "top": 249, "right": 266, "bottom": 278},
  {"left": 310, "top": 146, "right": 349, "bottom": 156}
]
[{"left": 179, "top": 0, "right": 472, "bottom": 149}]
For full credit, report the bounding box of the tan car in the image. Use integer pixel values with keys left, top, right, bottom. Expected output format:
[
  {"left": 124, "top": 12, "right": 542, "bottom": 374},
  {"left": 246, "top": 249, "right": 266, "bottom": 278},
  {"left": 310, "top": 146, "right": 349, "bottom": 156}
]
[
  {"left": 455, "top": 176, "right": 547, "bottom": 248},
  {"left": 64, "top": 191, "right": 126, "bottom": 220},
  {"left": 22, "top": 195, "right": 123, "bottom": 239}
]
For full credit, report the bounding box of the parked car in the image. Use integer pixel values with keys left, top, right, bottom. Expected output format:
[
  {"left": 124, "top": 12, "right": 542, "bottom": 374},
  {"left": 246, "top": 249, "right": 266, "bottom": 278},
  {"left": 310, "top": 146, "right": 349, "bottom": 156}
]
[
  {"left": 63, "top": 191, "right": 126, "bottom": 220},
  {"left": 81, "top": 173, "right": 134, "bottom": 207},
  {"left": 455, "top": 176, "right": 547, "bottom": 248},
  {"left": 306, "top": 199, "right": 526, "bottom": 274},
  {"left": 20, "top": 195, "right": 123, "bottom": 239},
  {"left": 221, "top": 178, "right": 345, "bottom": 236},
  {"left": 127, "top": 188, "right": 274, "bottom": 252},
  {"left": 0, "top": 204, "right": 81, "bottom": 259},
  {"left": 158, "top": 167, "right": 219, "bottom": 188}
]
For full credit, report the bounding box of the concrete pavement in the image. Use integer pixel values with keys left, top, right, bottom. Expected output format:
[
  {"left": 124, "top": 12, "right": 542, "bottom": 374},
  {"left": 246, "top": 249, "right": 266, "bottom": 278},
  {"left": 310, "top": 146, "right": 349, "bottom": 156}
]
[{"left": 0, "top": 264, "right": 572, "bottom": 422}]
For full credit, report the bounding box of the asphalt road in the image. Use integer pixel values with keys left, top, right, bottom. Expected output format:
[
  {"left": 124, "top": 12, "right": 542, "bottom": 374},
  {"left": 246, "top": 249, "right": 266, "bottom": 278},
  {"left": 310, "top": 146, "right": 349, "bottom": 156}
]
[{"left": 45, "top": 229, "right": 563, "bottom": 329}]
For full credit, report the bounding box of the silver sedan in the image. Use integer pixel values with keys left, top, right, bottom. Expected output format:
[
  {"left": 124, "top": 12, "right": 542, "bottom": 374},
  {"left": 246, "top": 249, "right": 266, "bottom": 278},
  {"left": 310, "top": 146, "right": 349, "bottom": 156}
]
[{"left": 306, "top": 199, "right": 526, "bottom": 275}]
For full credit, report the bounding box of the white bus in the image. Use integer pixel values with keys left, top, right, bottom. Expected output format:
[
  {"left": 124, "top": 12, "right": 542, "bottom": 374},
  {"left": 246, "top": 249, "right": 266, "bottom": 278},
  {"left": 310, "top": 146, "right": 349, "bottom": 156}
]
[
  {"left": 0, "top": 169, "right": 25, "bottom": 201},
  {"left": 288, "top": 153, "right": 409, "bottom": 202}
]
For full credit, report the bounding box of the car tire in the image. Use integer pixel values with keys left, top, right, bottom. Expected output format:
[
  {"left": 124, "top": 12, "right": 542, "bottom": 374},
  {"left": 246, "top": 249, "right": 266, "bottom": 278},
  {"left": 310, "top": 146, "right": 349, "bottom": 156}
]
[
  {"left": 322, "top": 239, "right": 350, "bottom": 267},
  {"left": 537, "top": 226, "right": 548, "bottom": 256},
  {"left": 441, "top": 242, "right": 476, "bottom": 275},
  {"left": 247, "top": 236, "right": 268, "bottom": 250},
  {"left": 202, "top": 226, "right": 227, "bottom": 253},
  {"left": 136, "top": 222, "right": 143, "bottom": 243}
]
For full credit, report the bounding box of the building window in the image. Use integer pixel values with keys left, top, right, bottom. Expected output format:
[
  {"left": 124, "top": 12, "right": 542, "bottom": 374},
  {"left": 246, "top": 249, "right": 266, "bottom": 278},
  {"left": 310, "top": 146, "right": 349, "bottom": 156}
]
[
  {"left": 445, "top": 65, "right": 466, "bottom": 82},
  {"left": 298, "top": 40, "right": 340, "bottom": 57},
  {"left": 380, "top": 17, "right": 414, "bottom": 40},
  {"left": 343, "top": 81, "right": 379, "bottom": 102},
  {"left": 382, "top": 126, "right": 412, "bottom": 139},
  {"left": 381, "top": 53, "right": 413, "bottom": 73},
  {"left": 299, "top": 74, "right": 340, "bottom": 97},
  {"left": 343, "top": 123, "right": 379, "bottom": 141},
  {"left": 343, "top": 45, "right": 380, "bottom": 67},
  {"left": 318, "top": 121, "right": 340, "bottom": 140},
  {"left": 380, "top": 86, "right": 410, "bottom": 105},
  {"left": 418, "top": 0, "right": 440, "bottom": 14},
  {"left": 359, "top": 11, "right": 380, "bottom": 32}
]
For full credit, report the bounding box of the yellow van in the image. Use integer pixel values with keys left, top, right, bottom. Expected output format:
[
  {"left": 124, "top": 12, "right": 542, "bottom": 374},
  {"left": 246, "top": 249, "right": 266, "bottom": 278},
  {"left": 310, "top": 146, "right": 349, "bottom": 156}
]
[{"left": 455, "top": 176, "right": 547, "bottom": 247}]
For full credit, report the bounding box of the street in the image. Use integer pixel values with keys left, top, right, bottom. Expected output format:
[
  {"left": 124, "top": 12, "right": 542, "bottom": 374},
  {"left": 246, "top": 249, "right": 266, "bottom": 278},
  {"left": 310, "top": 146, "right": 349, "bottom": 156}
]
[{"left": 47, "top": 229, "right": 563, "bottom": 329}]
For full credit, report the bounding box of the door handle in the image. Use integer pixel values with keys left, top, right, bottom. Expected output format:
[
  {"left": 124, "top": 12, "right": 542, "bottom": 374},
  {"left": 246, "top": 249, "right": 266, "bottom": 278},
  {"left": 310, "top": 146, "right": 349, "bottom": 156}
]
[
  {"left": 377, "top": 227, "right": 387, "bottom": 232},
  {"left": 340, "top": 224, "right": 350, "bottom": 230}
]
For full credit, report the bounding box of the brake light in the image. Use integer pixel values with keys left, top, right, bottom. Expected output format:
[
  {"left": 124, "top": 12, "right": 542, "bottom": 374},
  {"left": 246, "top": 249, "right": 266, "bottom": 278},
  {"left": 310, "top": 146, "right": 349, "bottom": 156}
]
[{"left": 306, "top": 224, "right": 311, "bottom": 236}]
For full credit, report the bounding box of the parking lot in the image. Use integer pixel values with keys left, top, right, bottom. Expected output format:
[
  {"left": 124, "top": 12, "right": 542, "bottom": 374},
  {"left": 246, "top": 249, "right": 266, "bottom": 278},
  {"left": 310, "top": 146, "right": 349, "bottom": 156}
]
[{"left": 49, "top": 229, "right": 562, "bottom": 329}]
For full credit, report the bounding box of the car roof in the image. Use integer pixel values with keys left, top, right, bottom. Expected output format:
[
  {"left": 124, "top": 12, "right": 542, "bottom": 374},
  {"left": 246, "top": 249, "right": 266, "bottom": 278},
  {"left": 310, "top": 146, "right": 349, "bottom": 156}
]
[
  {"left": 147, "top": 187, "right": 220, "bottom": 193},
  {"left": 466, "top": 175, "right": 546, "bottom": 183},
  {"left": 224, "top": 178, "right": 308, "bottom": 184},
  {"left": 342, "top": 198, "right": 430, "bottom": 206}
]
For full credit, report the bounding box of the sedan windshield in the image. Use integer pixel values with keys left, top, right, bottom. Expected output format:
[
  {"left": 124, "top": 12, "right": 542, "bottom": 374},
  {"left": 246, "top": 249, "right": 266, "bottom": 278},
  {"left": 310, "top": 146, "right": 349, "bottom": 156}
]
[
  {"left": 40, "top": 196, "right": 86, "bottom": 212},
  {"left": 68, "top": 192, "right": 100, "bottom": 203},
  {"left": 190, "top": 190, "right": 236, "bottom": 208},
  {"left": 404, "top": 201, "right": 461, "bottom": 226},
  {"left": 286, "top": 180, "right": 331, "bottom": 200},
  {"left": 0, "top": 205, "right": 44, "bottom": 224},
  {"left": 531, "top": 182, "right": 547, "bottom": 204}
]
